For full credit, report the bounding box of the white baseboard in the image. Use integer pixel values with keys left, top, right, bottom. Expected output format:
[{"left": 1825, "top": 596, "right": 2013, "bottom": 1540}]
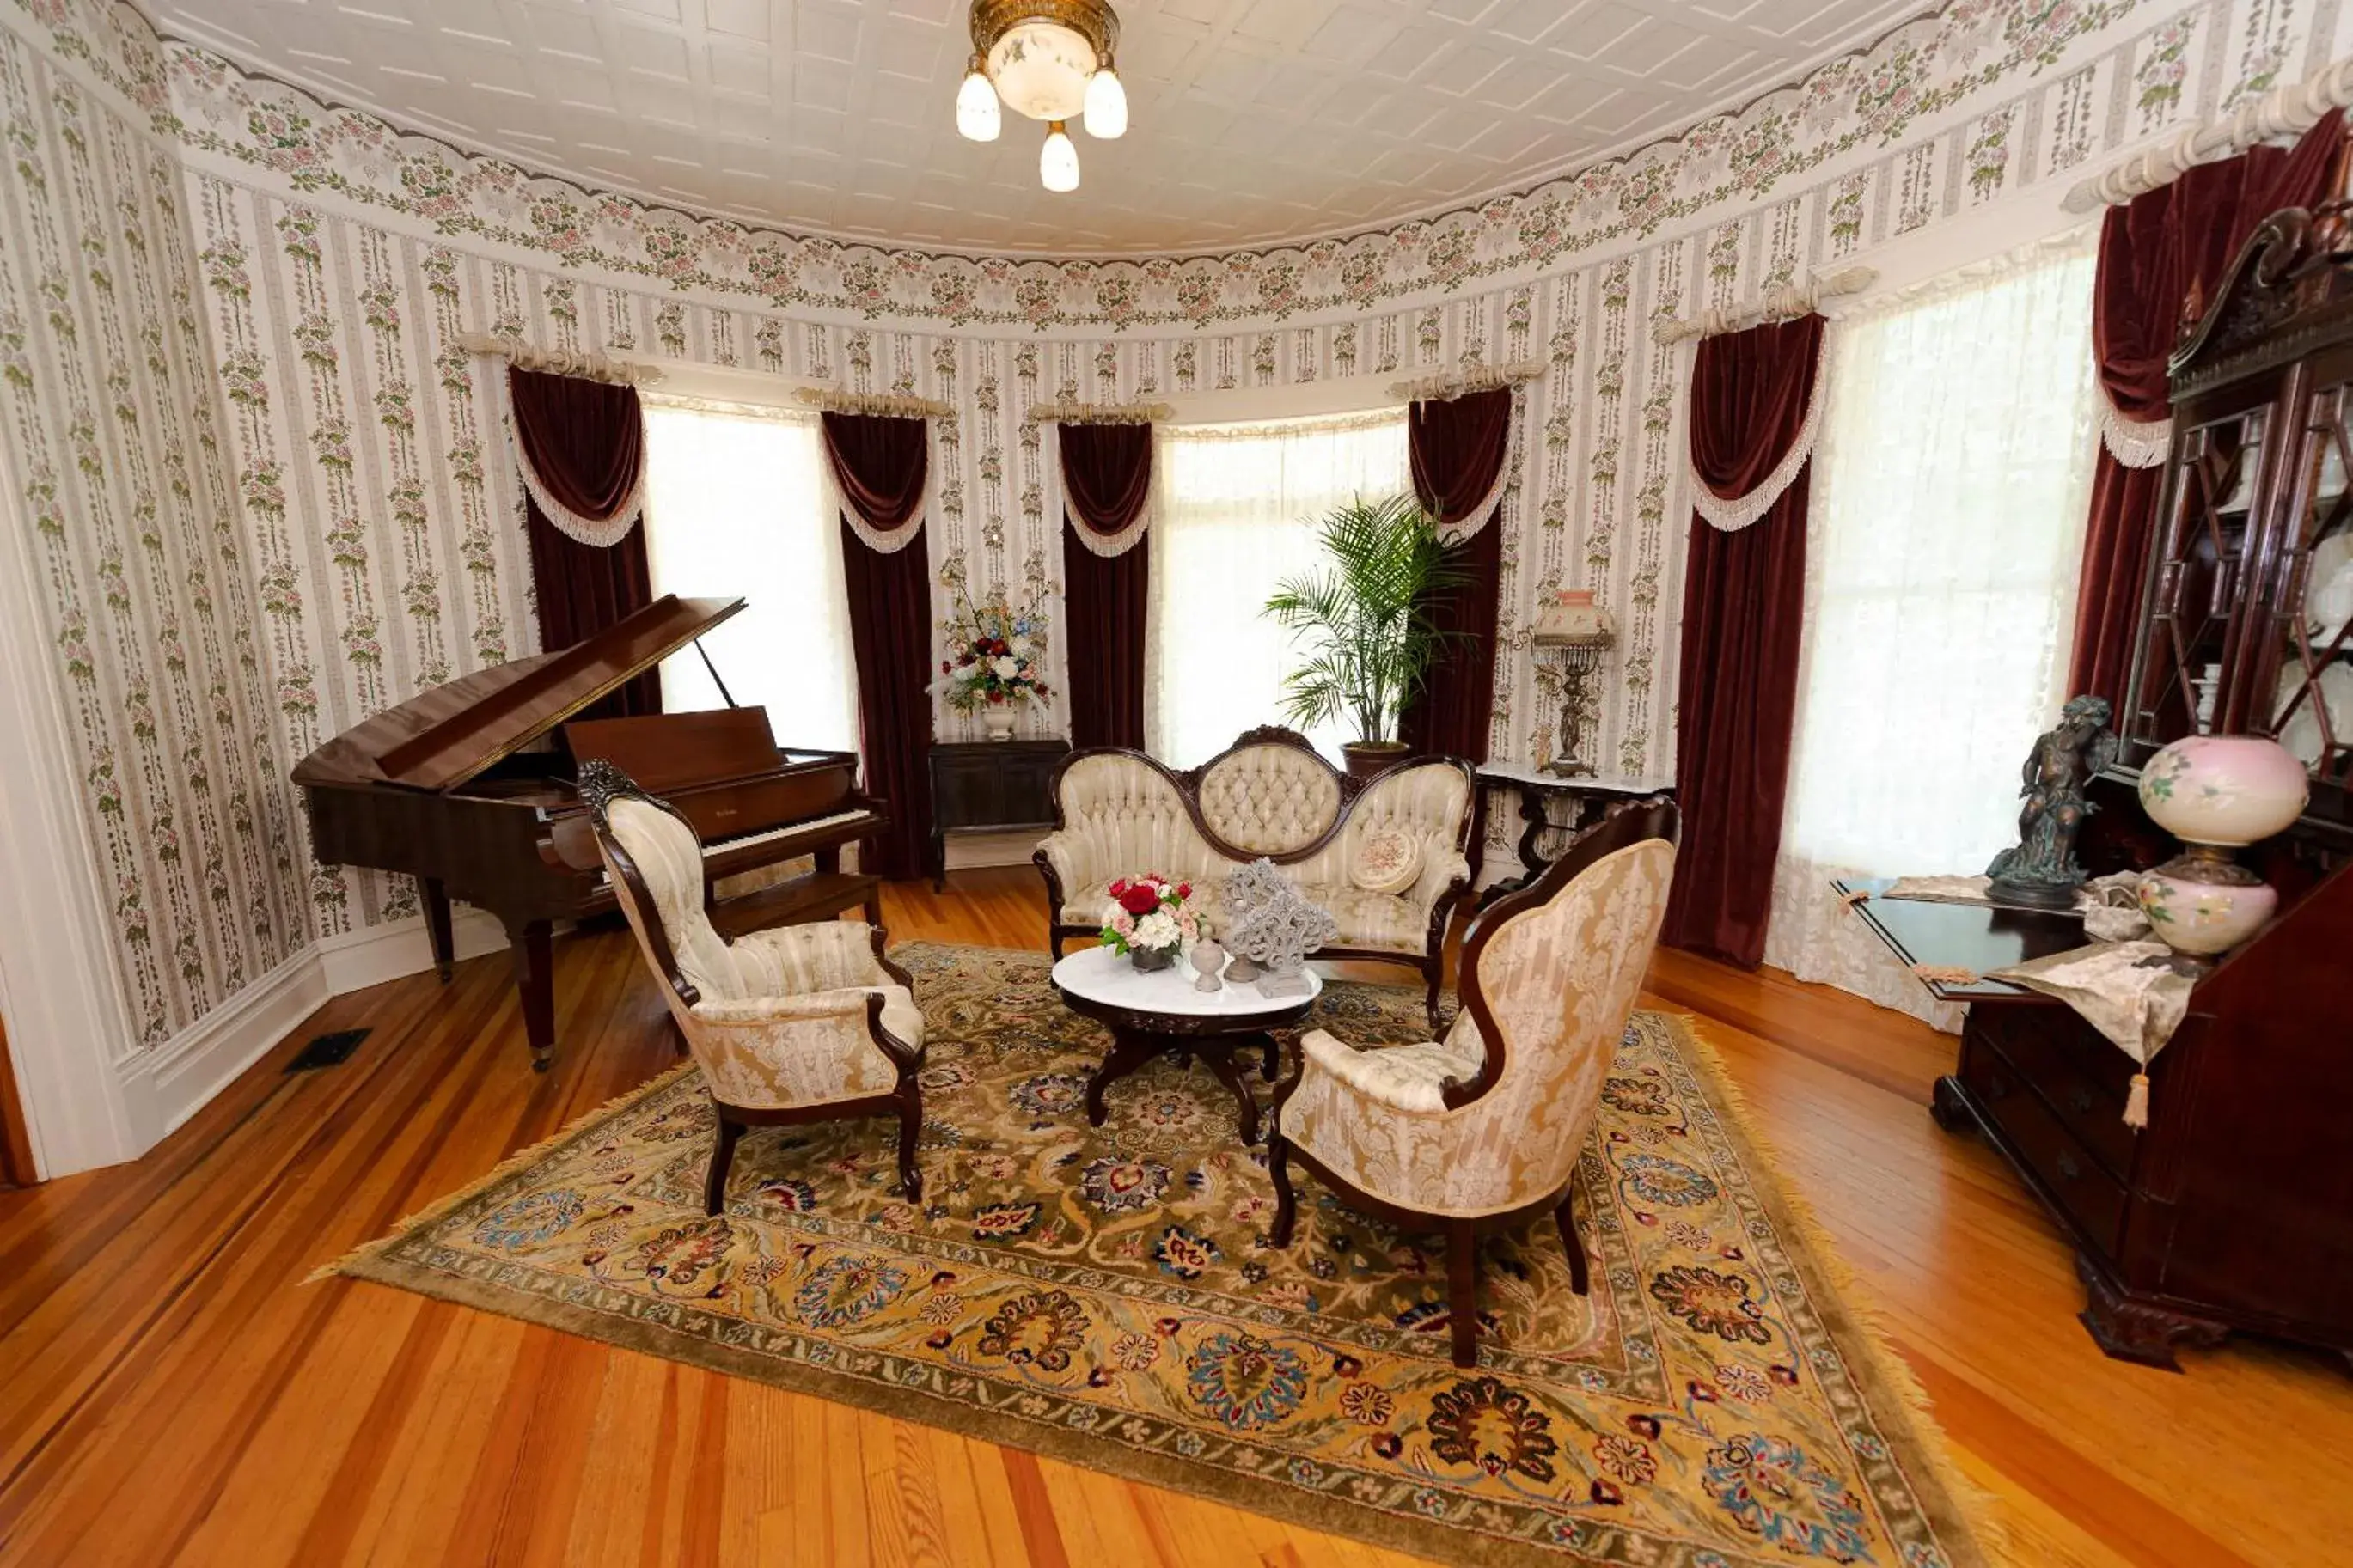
[
  {"left": 316, "top": 906, "right": 510, "bottom": 995},
  {"left": 117, "top": 943, "right": 330, "bottom": 1142},
  {"left": 944, "top": 828, "right": 1047, "bottom": 872}
]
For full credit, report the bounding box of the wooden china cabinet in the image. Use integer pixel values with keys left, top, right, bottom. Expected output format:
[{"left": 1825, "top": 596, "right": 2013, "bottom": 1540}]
[{"left": 1910, "top": 203, "right": 2353, "bottom": 1371}]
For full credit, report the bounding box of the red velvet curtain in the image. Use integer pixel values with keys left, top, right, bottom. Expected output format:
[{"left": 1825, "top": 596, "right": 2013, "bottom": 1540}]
[
  {"left": 1058, "top": 423, "right": 1153, "bottom": 752},
  {"left": 822, "top": 411, "right": 932, "bottom": 882},
  {"left": 2068, "top": 111, "right": 2344, "bottom": 703},
  {"left": 511, "top": 366, "right": 659, "bottom": 717},
  {"left": 1661, "top": 314, "right": 1823, "bottom": 969},
  {"left": 1397, "top": 387, "right": 1512, "bottom": 762}
]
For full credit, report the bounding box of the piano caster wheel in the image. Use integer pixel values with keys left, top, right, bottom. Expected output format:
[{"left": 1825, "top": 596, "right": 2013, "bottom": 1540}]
[{"left": 531, "top": 1056, "right": 553, "bottom": 1074}]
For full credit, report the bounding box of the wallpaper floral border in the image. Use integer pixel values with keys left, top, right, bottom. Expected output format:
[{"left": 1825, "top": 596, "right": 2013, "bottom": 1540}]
[
  {"left": 8, "top": 0, "right": 2296, "bottom": 335},
  {"left": 0, "top": 0, "right": 2340, "bottom": 1058}
]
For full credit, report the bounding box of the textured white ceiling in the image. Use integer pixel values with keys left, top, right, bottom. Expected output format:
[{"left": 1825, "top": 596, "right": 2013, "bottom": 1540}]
[{"left": 158, "top": 0, "right": 1937, "bottom": 255}]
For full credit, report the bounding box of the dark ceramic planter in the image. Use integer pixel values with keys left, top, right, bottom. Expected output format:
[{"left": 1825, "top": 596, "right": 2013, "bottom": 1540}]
[{"left": 1342, "top": 741, "right": 1411, "bottom": 780}]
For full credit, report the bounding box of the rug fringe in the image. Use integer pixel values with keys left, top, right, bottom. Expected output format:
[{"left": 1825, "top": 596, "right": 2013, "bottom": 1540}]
[
  {"left": 1661, "top": 1011, "right": 2015, "bottom": 1568},
  {"left": 303, "top": 1059, "right": 703, "bottom": 1285}
]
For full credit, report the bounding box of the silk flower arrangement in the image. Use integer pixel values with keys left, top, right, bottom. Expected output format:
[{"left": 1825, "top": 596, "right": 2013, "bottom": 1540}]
[{"left": 1099, "top": 874, "right": 1198, "bottom": 970}]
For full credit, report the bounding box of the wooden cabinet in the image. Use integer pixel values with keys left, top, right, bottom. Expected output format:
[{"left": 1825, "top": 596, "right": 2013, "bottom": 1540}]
[
  {"left": 1849, "top": 864, "right": 2353, "bottom": 1370},
  {"left": 2121, "top": 208, "right": 2353, "bottom": 845},
  {"left": 927, "top": 740, "right": 1069, "bottom": 890}
]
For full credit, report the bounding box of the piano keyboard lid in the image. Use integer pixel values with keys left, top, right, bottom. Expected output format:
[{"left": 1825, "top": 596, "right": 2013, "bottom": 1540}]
[{"left": 291, "top": 595, "right": 747, "bottom": 792}]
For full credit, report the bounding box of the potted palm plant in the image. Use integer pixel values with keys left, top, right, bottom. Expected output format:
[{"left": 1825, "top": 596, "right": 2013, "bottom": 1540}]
[{"left": 1263, "top": 492, "right": 1468, "bottom": 778}]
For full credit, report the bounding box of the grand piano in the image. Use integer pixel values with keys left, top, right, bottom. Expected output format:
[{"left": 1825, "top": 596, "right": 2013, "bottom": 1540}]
[{"left": 292, "top": 595, "right": 886, "bottom": 1070}]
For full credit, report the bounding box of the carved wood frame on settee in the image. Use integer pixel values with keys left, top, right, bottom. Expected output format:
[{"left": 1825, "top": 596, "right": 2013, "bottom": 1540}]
[{"left": 1030, "top": 726, "right": 1479, "bottom": 1029}]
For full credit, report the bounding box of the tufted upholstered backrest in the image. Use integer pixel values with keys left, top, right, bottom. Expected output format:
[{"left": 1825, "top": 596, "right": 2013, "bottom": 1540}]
[
  {"left": 1195, "top": 742, "right": 1343, "bottom": 854},
  {"left": 602, "top": 796, "right": 753, "bottom": 1004},
  {"left": 1046, "top": 753, "right": 1232, "bottom": 889}
]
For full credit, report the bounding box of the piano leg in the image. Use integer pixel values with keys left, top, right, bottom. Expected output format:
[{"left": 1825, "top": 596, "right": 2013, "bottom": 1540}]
[
  {"left": 419, "top": 877, "right": 455, "bottom": 984},
  {"left": 504, "top": 917, "right": 558, "bottom": 1071}
]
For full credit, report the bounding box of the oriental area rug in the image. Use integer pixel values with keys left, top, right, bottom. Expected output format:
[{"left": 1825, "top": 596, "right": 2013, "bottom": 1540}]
[{"left": 329, "top": 943, "right": 1994, "bottom": 1568}]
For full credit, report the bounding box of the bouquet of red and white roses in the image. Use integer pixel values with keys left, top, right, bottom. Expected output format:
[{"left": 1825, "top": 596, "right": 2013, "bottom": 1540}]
[{"left": 1099, "top": 873, "right": 1200, "bottom": 962}]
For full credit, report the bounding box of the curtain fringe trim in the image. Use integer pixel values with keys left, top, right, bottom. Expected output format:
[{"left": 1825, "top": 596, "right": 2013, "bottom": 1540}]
[
  {"left": 1432, "top": 381, "right": 1526, "bottom": 544},
  {"left": 796, "top": 385, "right": 951, "bottom": 419},
  {"left": 1690, "top": 365, "right": 1825, "bottom": 533},
  {"left": 1067, "top": 511, "right": 1150, "bottom": 557},
  {"left": 505, "top": 415, "right": 645, "bottom": 547},
  {"left": 1656, "top": 268, "right": 1874, "bottom": 345},
  {"left": 2063, "top": 53, "right": 2353, "bottom": 212},
  {"left": 2099, "top": 394, "right": 2173, "bottom": 467},
  {"left": 821, "top": 439, "right": 926, "bottom": 555},
  {"left": 457, "top": 331, "right": 663, "bottom": 386},
  {"left": 1385, "top": 361, "right": 1543, "bottom": 402},
  {"left": 1030, "top": 400, "right": 1172, "bottom": 424}
]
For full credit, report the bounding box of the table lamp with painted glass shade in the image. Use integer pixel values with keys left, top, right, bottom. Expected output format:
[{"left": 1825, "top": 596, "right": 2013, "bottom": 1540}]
[
  {"left": 1532, "top": 589, "right": 1616, "bottom": 778},
  {"left": 2135, "top": 735, "right": 2310, "bottom": 961}
]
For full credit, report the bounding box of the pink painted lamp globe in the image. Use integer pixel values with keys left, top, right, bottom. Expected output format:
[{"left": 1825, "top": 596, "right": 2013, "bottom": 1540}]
[{"left": 2135, "top": 735, "right": 2309, "bottom": 961}]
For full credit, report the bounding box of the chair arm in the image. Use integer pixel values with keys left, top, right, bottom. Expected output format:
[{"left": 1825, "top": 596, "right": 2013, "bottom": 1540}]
[
  {"left": 1034, "top": 831, "right": 1097, "bottom": 909},
  {"left": 730, "top": 920, "right": 887, "bottom": 992},
  {"left": 1299, "top": 1028, "right": 1475, "bottom": 1113},
  {"left": 691, "top": 986, "right": 879, "bottom": 1028},
  {"left": 1403, "top": 849, "right": 1474, "bottom": 918}
]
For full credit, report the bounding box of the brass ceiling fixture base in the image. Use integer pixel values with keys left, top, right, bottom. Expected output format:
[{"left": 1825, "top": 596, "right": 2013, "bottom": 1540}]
[{"left": 969, "top": 0, "right": 1120, "bottom": 64}]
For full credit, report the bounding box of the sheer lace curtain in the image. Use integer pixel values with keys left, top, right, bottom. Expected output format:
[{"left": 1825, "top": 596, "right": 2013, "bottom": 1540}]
[
  {"left": 1146, "top": 411, "right": 1409, "bottom": 766},
  {"left": 641, "top": 398, "right": 861, "bottom": 753},
  {"left": 1762, "top": 238, "right": 2099, "bottom": 1029}
]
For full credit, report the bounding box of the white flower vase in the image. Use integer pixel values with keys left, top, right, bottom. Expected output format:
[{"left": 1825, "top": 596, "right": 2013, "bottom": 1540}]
[{"left": 982, "top": 707, "right": 1016, "bottom": 741}]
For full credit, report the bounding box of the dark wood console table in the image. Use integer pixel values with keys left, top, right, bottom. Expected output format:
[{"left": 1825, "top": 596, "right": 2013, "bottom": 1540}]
[{"left": 928, "top": 739, "right": 1069, "bottom": 891}]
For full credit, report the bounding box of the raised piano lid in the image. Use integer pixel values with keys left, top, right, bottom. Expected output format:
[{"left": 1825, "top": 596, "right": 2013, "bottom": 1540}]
[{"left": 292, "top": 594, "right": 746, "bottom": 791}]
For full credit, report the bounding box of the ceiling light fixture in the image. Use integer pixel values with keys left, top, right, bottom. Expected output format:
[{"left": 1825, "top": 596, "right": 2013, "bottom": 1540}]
[{"left": 956, "top": 0, "right": 1126, "bottom": 192}]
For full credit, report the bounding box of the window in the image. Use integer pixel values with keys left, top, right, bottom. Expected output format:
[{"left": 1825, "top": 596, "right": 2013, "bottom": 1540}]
[
  {"left": 1763, "top": 241, "right": 2099, "bottom": 1025},
  {"left": 1146, "top": 411, "right": 1409, "bottom": 766},
  {"left": 641, "top": 399, "right": 860, "bottom": 753}
]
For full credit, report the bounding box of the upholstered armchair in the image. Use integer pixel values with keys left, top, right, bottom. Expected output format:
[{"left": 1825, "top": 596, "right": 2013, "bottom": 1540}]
[
  {"left": 1033, "top": 728, "right": 1476, "bottom": 1028},
  {"left": 1268, "top": 801, "right": 1678, "bottom": 1367},
  {"left": 582, "top": 760, "right": 926, "bottom": 1211}
]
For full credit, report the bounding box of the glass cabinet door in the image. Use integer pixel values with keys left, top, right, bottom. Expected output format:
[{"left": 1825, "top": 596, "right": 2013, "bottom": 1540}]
[
  {"left": 2262, "top": 377, "right": 2353, "bottom": 794},
  {"left": 2125, "top": 402, "right": 2270, "bottom": 753}
]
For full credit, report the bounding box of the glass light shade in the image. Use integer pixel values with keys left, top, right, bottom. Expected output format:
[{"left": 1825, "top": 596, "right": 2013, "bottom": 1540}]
[
  {"left": 956, "top": 66, "right": 1001, "bottom": 142},
  {"left": 987, "top": 21, "right": 1097, "bottom": 120},
  {"left": 1040, "top": 123, "right": 1079, "bottom": 192},
  {"left": 1083, "top": 65, "right": 1127, "bottom": 138},
  {"left": 1531, "top": 589, "right": 1617, "bottom": 647},
  {"left": 2137, "top": 734, "right": 2309, "bottom": 846}
]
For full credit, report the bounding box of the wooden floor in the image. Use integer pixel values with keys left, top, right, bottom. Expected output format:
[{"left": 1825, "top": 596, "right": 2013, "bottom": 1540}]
[{"left": 3, "top": 868, "right": 2349, "bottom": 1567}]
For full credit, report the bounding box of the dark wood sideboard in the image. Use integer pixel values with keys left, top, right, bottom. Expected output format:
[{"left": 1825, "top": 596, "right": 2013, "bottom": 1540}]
[{"left": 927, "top": 739, "right": 1069, "bottom": 891}]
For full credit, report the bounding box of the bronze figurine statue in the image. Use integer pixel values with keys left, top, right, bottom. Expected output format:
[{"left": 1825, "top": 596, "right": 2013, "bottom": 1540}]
[{"left": 1986, "top": 694, "right": 2119, "bottom": 910}]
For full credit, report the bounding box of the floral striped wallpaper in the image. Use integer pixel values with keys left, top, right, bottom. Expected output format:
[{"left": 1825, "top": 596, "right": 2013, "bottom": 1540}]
[{"left": 0, "top": 0, "right": 2342, "bottom": 1061}]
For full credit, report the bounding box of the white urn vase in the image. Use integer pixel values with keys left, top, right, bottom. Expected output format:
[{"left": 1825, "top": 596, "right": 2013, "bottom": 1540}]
[
  {"left": 2134, "top": 735, "right": 2307, "bottom": 961},
  {"left": 981, "top": 706, "right": 1016, "bottom": 741}
]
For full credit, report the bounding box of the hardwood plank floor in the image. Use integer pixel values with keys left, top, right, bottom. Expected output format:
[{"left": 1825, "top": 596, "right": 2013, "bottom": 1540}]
[{"left": 2, "top": 868, "right": 2347, "bottom": 1566}]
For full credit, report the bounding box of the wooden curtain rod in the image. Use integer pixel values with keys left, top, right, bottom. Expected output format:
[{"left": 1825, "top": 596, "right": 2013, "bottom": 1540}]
[
  {"left": 1384, "top": 362, "right": 1544, "bottom": 401},
  {"left": 792, "top": 386, "right": 952, "bottom": 418},
  {"left": 1653, "top": 267, "right": 1876, "bottom": 344},
  {"left": 1025, "top": 400, "right": 1175, "bottom": 424},
  {"left": 454, "top": 332, "right": 665, "bottom": 385},
  {"left": 2063, "top": 55, "right": 2353, "bottom": 212}
]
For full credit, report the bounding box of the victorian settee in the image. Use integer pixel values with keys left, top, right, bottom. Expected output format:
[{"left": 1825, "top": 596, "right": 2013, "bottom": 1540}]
[{"left": 1032, "top": 728, "right": 1477, "bottom": 1024}]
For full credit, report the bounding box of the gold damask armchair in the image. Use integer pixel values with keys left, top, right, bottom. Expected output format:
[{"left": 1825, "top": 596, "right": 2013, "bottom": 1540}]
[
  {"left": 583, "top": 760, "right": 926, "bottom": 1212},
  {"left": 1268, "top": 800, "right": 1678, "bottom": 1367}
]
